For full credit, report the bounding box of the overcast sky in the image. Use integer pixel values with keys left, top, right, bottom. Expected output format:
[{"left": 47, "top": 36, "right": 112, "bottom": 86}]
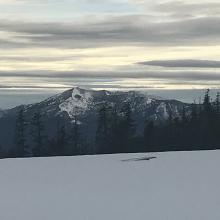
[{"left": 1, "top": 0, "right": 220, "bottom": 108}]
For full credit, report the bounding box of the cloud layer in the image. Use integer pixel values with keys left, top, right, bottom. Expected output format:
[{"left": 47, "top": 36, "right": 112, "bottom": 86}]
[
  {"left": 139, "top": 60, "right": 220, "bottom": 68},
  {"left": 1, "top": 15, "right": 220, "bottom": 49},
  {"left": 1, "top": 0, "right": 220, "bottom": 103}
]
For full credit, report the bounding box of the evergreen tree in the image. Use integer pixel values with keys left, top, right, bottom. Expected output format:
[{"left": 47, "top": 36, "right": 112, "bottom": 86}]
[
  {"left": 202, "top": 89, "right": 215, "bottom": 147},
  {"left": 15, "top": 108, "right": 27, "bottom": 157},
  {"left": 166, "top": 105, "right": 176, "bottom": 148},
  {"left": 71, "top": 115, "right": 80, "bottom": 155},
  {"left": 119, "top": 102, "right": 136, "bottom": 152},
  {"left": 167, "top": 106, "right": 173, "bottom": 125},
  {"left": 57, "top": 124, "right": 68, "bottom": 156},
  {"left": 213, "top": 92, "right": 220, "bottom": 145},
  {"left": 187, "top": 101, "right": 199, "bottom": 147},
  {"left": 123, "top": 102, "right": 135, "bottom": 137},
  {"left": 181, "top": 106, "right": 188, "bottom": 124},
  {"left": 214, "top": 92, "right": 220, "bottom": 120},
  {"left": 190, "top": 101, "right": 198, "bottom": 123},
  {"left": 203, "top": 89, "right": 212, "bottom": 116},
  {"left": 95, "top": 103, "right": 109, "bottom": 154},
  {"left": 31, "top": 111, "right": 45, "bottom": 157},
  {"left": 108, "top": 106, "right": 120, "bottom": 153},
  {"left": 144, "top": 120, "right": 154, "bottom": 150}
]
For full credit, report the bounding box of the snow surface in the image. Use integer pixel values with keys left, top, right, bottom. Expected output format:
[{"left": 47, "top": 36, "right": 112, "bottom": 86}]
[
  {"left": 0, "top": 151, "right": 220, "bottom": 220},
  {"left": 59, "top": 87, "right": 93, "bottom": 117},
  {"left": 156, "top": 102, "right": 169, "bottom": 119}
]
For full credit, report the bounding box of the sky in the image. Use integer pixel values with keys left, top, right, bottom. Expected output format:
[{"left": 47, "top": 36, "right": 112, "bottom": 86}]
[{"left": 1, "top": 0, "right": 220, "bottom": 108}]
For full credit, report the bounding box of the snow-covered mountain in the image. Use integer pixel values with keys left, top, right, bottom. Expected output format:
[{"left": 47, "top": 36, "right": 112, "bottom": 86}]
[
  {"left": 3, "top": 86, "right": 186, "bottom": 120},
  {"left": 0, "top": 87, "right": 188, "bottom": 149}
]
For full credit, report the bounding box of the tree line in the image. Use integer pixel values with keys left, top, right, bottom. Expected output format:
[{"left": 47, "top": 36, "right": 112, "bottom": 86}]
[
  {"left": 12, "top": 111, "right": 85, "bottom": 158},
  {"left": 143, "top": 89, "right": 220, "bottom": 152},
  {"left": 96, "top": 89, "right": 220, "bottom": 153},
  {"left": 1, "top": 89, "right": 220, "bottom": 159}
]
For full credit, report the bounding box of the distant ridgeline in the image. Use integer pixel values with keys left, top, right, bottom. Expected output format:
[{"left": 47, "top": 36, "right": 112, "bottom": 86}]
[{"left": 0, "top": 87, "right": 219, "bottom": 159}]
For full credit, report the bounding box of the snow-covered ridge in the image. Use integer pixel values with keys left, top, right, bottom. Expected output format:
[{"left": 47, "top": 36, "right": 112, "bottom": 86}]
[
  {"left": 0, "top": 86, "right": 185, "bottom": 124},
  {"left": 156, "top": 102, "right": 169, "bottom": 120},
  {"left": 59, "top": 87, "right": 93, "bottom": 117},
  {"left": 56, "top": 87, "right": 184, "bottom": 121}
]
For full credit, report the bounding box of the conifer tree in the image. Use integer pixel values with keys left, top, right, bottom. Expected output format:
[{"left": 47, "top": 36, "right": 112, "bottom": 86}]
[
  {"left": 213, "top": 92, "right": 220, "bottom": 145},
  {"left": 15, "top": 108, "right": 27, "bottom": 157},
  {"left": 31, "top": 111, "right": 45, "bottom": 157},
  {"left": 57, "top": 124, "right": 68, "bottom": 155},
  {"left": 214, "top": 92, "right": 220, "bottom": 120},
  {"left": 109, "top": 106, "right": 120, "bottom": 153},
  {"left": 202, "top": 89, "right": 214, "bottom": 147},
  {"left": 71, "top": 115, "right": 80, "bottom": 155},
  {"left": 144, "top": 120, "right": 154, "bottom": 150},
  {"left": 124, "top": 102, "right": 135, "bottom": 137},
  {"left": 181, "top": 106, "right": 188, "bottom": 124},
  {"left": 95, "top": 103, "right": 109, "bottom": 153},
  {"left": 190, "top": 101, "right": 198, "bottom": 123},
  {"left": 166, "top": 105, "right": 176, "bottom": 147},
  {"left": 119, "top": 102, "right": 135, "bottom": 152},
  {"left": 203, "top": 89, "right": 212, "bottom": 115}
]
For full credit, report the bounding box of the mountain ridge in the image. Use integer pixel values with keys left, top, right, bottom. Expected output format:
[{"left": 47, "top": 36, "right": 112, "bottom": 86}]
[{"left": 0, "top": 87, "right": 189, "bottom": 151}]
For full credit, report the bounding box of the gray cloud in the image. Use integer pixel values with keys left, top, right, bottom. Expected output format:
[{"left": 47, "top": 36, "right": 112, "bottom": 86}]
[
  {"left": 155, "top": 1, "right": 220, "bottom": 17},
  {"left": 0, "top": 54, "right": 126, "bottom": 62},
  {"left": 1, "top": 70, "right": 220, "bottom": 81},
  {"left": 139, "top": 60, "right": 220, "bottom": 68},
  {"left": 0, "top": 84, "right": 162, "bottom": 90},
  {"left": 1, "top": 14, "right": 220, "bottom": 49},
  {"left": 0, "top": 1, "right": 219, "bottom": 51},
  {"left": 134, "top": 0, "right": 220, "bottom": 19},
  {"left": 0, "top": 85, "right": 71, "bottom": 89}
]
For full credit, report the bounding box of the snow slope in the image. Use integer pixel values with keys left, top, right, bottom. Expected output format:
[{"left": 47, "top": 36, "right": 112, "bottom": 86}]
[
  {"left": 0, "top": 151, "right": 220, "bottom": 220},
  {"left": 59, "top": 87, "right": 93, "bottom": 117}
]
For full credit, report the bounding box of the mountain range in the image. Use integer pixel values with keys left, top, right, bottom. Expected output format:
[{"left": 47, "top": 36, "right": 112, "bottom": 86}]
[{"left": 0, "top": 87, "right": 189, "bottom": 151}]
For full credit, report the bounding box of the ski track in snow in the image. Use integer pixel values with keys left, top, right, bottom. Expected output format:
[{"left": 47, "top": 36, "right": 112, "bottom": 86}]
[{"left": 0, "top": 150, "right": 220, "bottom": 220}]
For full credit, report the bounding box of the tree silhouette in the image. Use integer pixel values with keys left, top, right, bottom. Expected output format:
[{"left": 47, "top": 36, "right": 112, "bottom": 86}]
[
  {"left": 71, "top": 115, "right": 80, "bottom": 155},
  {"left": 95, "top": 103, "right": 110, "bottom": 154},
  {"left": 57, "top": 124, "right": 68, "bottom": 156},
  {"left": 31, "top": 111, "right": 45, "bottom": 157},
  {"left": 15, "top": 108, "right": 28, "bottom": 157},
  {"left": 108, "top": 106, "right": 120, "bottom": 153},
  {"left": 119, "top": 102, "right": 136, "bottom": 152},
  {"left": 144, "top": 120, "right": 155, "bottom": 151}
]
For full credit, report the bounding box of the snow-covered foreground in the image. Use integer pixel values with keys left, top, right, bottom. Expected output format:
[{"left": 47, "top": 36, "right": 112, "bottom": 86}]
[{"left": 0, "top": 151, "right": 220, "bottom": 220}]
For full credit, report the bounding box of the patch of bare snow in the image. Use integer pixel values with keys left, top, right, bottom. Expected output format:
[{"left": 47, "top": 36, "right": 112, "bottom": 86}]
[
  {"left": 156, "top": 102, "right": 169, "bottom": 119},
  {"left": 59, "top": 87, "right": 93, "bottom": 117}
]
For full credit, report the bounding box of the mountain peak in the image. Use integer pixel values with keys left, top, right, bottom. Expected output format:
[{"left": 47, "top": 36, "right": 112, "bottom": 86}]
[{"left": 59, "top": 86, "right": 93, "bottom": 117}]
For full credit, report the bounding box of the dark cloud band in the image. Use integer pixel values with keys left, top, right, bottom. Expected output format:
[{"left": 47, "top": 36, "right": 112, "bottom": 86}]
[
  {"left": 1, "top": 70, "right": 220, "bottom": 81},
  {"left": 139, "top": 60, "right": 220, "bottom": 68}
]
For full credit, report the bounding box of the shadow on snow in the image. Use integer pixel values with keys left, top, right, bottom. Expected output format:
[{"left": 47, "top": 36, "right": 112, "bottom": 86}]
[{"left": 121, "top": 156, "right": 157, "bottom": 162}]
